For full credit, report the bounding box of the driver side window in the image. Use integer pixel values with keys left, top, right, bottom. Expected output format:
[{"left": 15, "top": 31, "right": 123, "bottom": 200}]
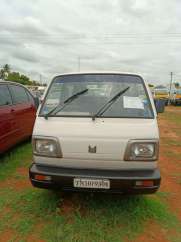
[{"left": 0, "top": 84, "right": 12, "bottom": 106}]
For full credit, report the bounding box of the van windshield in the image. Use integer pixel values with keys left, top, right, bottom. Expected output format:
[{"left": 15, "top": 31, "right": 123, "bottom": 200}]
[{"left": 40, "top": 74, "right": 154, "bottom": 118}]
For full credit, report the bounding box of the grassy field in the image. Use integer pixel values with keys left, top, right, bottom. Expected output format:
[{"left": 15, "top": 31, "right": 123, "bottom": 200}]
[{"left": 0, "top": 106, "right": 181, "bottom": 242}]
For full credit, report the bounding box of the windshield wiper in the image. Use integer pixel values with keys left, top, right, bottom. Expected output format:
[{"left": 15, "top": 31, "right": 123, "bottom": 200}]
[
  {"left": 44, "top": 88, "right": 88, "bottom": 119},
  {"left": 92, "top": 86, "right": 130, "bottom": 121}
]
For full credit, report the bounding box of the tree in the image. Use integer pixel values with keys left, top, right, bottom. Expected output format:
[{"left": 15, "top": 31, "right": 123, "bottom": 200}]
[
  {"left": 0, "top": 64, "right": 11, "bottom": 80},
  {"left": 7, "top": 72, "right": 31, "bottom": 85},
  {"left": 0, "top": 69, "right": 5, "bottom": 79},
  {"left": 20, "top": 74, "right": 30, "bottom": 84},
  {"left": 6, "top": 71, "right": 42, "bottom": 86},
  {"left": 148, "top": 84, "right": 154, "bottom": 88},
  {"left": 1, "top": 63, "right": 42, "bottom": 86},
  {"left": 174, "top": 82, "right": 180, "bottom": 89},
  {"left": 3, "top": 64, "right": 10, "bottom": 73}
]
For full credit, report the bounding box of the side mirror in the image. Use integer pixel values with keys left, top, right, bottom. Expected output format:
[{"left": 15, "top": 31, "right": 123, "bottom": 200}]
[
  {"left": 154, "top": 99, "right": 165, "bottom": 113},
  {"left": 34, "top": 97, "right": 40, "bottom": 109}
]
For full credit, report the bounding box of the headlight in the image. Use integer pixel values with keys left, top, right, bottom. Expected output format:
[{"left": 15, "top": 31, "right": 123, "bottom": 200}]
[
  {"left": 32, "top": 136, "right": 62, "bottom": 157},
  {"left": 124, "top": 140, "right": 159, "bottom": 161}
]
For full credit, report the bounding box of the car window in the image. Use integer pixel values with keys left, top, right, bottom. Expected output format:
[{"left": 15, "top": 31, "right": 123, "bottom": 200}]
[
  {"left": 0, "top": 84, "right": 12, "bottom": 106},
  {"left": 25, "top": 90, "right": 35, "bottom": 103},
  {"left": 26, "top": 90, "right": 35, "bottom": 103},
  {"left": 9, "top": 85, "right": 29, "bottom": 104},
  {"left": 41, "top": 74, "right": 154, "bottom": 118}
]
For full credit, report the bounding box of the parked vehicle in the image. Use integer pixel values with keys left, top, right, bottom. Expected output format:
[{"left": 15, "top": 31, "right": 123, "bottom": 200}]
[
  {"left": 29, "top": 72, "right": 161, "bottom": 194},
  {"left": 153, "top": 87, "right": 169, "bottom": 106},
  {"left": 0, "top": 81, "right": 38, "bottom": 154},
  {"left": 170, "top": 89, "right": 181, "bottom": 105}
]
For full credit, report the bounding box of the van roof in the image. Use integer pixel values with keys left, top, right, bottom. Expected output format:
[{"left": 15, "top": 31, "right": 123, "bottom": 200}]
[
  {"left": 53, "top": 71, "right": 143, "bottom": 77},
  {"left": 52, "top": 72, "right": 145, "bottom": 82}
]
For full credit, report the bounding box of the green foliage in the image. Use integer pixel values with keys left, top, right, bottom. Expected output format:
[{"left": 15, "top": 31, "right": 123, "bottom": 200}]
[
  {"left": 0, "top": 63, "right": 41, "bottom": 86},
  {"left": 0, "top": 69, "right": 5, "bottom": 79},
  {"left": 174, "top": 82, "right": 180, "bottom": 88},
  {"left": 7, "top": 71, "right": 41, "bottom": 86},
  {"left": 7, "top": 72, "right": 31, "bottom": 85},
  {"left": 3, "top": 64, "right": 10, "bottom": 73},
  {"left": 148, "top": 83, "right": 154, "bottom": 87}
]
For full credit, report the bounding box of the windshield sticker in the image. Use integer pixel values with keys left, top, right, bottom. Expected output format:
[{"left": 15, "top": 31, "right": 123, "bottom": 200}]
[{"left": 123, "top": 96, "right": 144, "bottom": 109}]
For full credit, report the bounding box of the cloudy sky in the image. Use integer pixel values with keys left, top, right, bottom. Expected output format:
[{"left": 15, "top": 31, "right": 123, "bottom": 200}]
[{"left": 0, "top": 0, "right": 181, "bottom": 85}]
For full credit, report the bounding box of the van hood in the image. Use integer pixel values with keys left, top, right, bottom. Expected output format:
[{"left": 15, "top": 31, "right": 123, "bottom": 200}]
[{"left": 33, "top": 117, "right": 159, "bottom": 161}]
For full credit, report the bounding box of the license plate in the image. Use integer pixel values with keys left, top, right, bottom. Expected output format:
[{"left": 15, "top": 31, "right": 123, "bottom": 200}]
[{"left": 73, "top": 178, "right": 110, "bottom": 189}]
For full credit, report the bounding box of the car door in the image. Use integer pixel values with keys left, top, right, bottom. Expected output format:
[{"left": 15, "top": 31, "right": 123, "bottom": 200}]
[
  {"left": 0, "top": 84, "right": 20, "bottom": 153},
  {"left": 25, "top": 89, "right": 37, "bottom": 135},
  {"left": 9, "top": 84, "right": 36, "bottom": 139}
]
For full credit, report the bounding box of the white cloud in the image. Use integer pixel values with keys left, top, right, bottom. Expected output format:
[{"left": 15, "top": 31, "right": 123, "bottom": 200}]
[{"left": 0, "top": 0, "right": 181, "bottom": 85}]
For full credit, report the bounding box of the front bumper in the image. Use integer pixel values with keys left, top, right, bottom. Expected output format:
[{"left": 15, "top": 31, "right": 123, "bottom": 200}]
[{"left": 29, "top": 163, "right": 161, "bottom": 194}]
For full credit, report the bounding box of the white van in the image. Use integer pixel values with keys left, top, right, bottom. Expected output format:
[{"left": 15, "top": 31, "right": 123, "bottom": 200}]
[{"left": 29, "top": 72, "right": 161, "bottom": 194}]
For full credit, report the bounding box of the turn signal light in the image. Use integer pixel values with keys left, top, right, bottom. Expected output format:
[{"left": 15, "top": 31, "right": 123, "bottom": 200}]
[
  {"left": 135, "top": 180, "right": 154, "bottom": 187},
  {"left": 34, "top": 174, "right": 51, "bottom": 181}
]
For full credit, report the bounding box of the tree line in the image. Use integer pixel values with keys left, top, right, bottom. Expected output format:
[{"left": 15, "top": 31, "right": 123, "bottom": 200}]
[{"left": 0, "top": 64, "right": 45, "bottom": 86}]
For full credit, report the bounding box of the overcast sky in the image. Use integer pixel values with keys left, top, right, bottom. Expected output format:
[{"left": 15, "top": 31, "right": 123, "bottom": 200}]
[{"left": 0, "top": 0, "right": 181, "bottom": 85}]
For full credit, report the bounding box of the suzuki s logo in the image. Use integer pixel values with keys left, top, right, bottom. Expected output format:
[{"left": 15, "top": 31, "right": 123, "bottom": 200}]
[{"left": 88, "top": 145, "right": 97, "bottom": 153}]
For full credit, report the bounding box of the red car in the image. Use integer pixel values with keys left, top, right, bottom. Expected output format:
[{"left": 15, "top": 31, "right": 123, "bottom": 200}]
[{"left": 0, "top": 81, "right": 38, "bottom": 154}]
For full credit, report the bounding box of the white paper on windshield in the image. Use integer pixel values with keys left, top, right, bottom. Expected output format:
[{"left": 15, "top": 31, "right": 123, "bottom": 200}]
[{"left": 123, "top": 96, "right": 144, "bottom": 109}]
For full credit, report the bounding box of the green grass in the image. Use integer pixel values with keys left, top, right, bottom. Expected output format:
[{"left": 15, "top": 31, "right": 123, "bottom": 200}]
[
  {"left": 163, "top": 111, "right": 181, "bottom": 126},
  {"left": 42, "top": 194, "right": 180, "bottom": 242},
  {"left": 0, "top": 185, "right": 180, "bottom": 242},
  {"left": 164, "top": 150, "right": 181, "bottom": 163},
  {"left": 0, "top": 142, "right": 32, "bottom": 181},
  {"left": 162, "top": 138, "right": 181, "bottom": 146}
]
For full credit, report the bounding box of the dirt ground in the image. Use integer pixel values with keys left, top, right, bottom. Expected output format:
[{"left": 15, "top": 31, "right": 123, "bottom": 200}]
[{"left": 133, "top": 106, "right": 181, "bottom": 242}]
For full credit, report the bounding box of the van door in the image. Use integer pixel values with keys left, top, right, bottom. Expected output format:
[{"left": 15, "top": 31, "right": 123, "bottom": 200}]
[
  {"left": 0, "top": 84, "right": 19, "bottom": 153},
  {"left": 9, "top": 84, "right": 34, "bottom": 139}
]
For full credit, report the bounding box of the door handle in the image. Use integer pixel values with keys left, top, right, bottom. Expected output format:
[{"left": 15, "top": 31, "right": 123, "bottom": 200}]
[{"left": 11, "top": 109, "right": 15, "bottom": 112}]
